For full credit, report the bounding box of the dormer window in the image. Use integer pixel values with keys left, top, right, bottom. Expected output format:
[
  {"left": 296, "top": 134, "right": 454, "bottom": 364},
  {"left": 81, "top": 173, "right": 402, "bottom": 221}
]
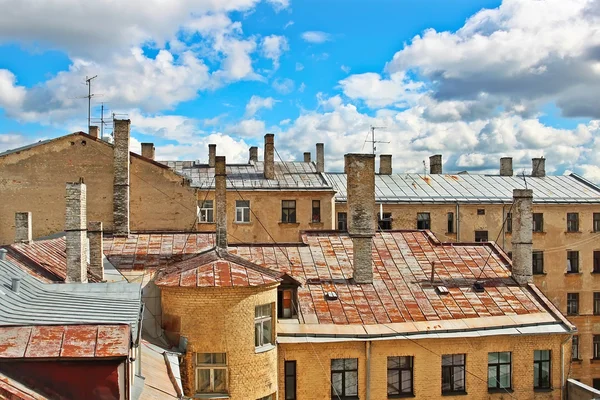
[{"left": 277, "top": 273, "right": 301, "bottom": 319}]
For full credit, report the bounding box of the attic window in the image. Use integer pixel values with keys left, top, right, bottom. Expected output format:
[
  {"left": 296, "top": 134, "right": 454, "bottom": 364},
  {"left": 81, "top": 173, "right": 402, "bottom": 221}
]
[
  {"left": 435, "top": 286, "right": 449, "bottom": 295},
  {"left": 472, "top": 281, "right": 485, "bottom": 293},
  {"left": 477, "top": 209, "right": 485, "bottom": 215},
  {"left": 325, "top": 291, "right": 338, "bottom": 301}
]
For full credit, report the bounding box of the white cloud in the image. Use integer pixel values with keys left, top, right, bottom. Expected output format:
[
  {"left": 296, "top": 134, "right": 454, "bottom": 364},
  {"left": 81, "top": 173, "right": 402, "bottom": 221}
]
[
  {"left": 339, "top": 71, "right": 424, "bottom": 108},
  {"left": 279, "top": 118, "right": 291, "bottom": 125},
  {"left": 341, "top": 65, "right": 351, "bottom": 73},
  {"left": 266, "top": 0, "right": 290, "bottom": 12},
  {"left": 225, "top": 118, "right": 266, "bottom": 137},
  {"left": 272, "top": 78, "right": 295, "bottom": 94},
  {"left": 298, "top": 82, "right": 306, "bottom": 93},
  {"left": 295, "top": 62, "right": 304, "bottom": 71},
  {"left": 301, "top": 31, "right": 331, "bottom": 43},
  {"left": 0, "top": 132, "right": 31, "bottom": 153},
  {"left": 0, "top": 70, "right": 26, "bottom": 110},
  {"left": 156, "top": 133, "right": 251, "bottom": 162},
  {"left": 260, "top": 35, "right": 289, "bottom": 70},
  {"left": 284, "top": 21, "right": 294, "bottom": 29},
  {"left": 245, "top": 95, "right": 277, "bottom": 117}
]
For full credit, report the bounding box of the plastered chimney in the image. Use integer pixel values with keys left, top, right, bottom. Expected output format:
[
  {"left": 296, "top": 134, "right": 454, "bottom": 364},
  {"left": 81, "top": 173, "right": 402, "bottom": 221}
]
[
  {"left": 264, "top": 134, "right": 275, "bottom": 180},
  {"left": 15, "top": 212, "right": 32, "bottom": 243},
  {"left": 208, "top": 144, "right": 216, "bottom": 167},
  {"left": 66, "top": 180, "right": 87, "bottom": 283},
  {"left": 346, "top": 153, "right": 375, "bottom": 284},
  {"left": 532, "top": 157, "right": 546, "bottom": 177},
  {"left": 379, "top": 155, "right": 392, "bottom": 175},
  {"left": 113, "top": 119, "right": 130, "bottom": 237},
  {"left": 88, "top": 221, "right": 104, "bottom": 281},
  {"left": 500, "top": 157, "right": 513, "bottom": 176},
  {"left": 511, "top": 189, "right": 533, "bottom": 285},
  {"left": 215, "top": 156, "right": 227, "bottom": 249},
  {"left": 429, "top": 154, "right": 442, "bottom": 174},
  {"left": 141, "top": 143, "right": 155, "bottom": 160},
  {"left": 316, "top": 143, "right": 324, "bottom": 173},
  {"left": 304, "top": 152, "right": 311, "bottom": 162},
  {"left": 249, "top": 146, "right": 258, "bottom": 163},
  {"left": 89, "top": 126, "right": 99, "bottom": 139}
]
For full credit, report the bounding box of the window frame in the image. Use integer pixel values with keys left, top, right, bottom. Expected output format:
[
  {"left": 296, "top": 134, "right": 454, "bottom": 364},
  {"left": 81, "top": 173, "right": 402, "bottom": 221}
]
[
  {"left": 487, "top": 352, "right": 512, "bottom": 391},
  {"left": 281, "top": 200, "right": 297, "bottom": 224},
  {"left": 441, "top": 354, "right": 466, "bottom": 395},
  {"left": 477, "top": 209, "right": 485, "bottom": 216},
  {"left": 533, "top": 213, "right": 544, "bottom": 232},
  {"left": 594, "top": 213, "right": 600, "bottom": 232},
  {"left": 567, "top": 293, "right": 579, "bottom": 316},
  {"left": 416, "top": 212, "right": 431, "bottom": 230},
  {"left": 311, "top": 200, "right": 321, "bottom": 223},
  {"left": 533, "top": 350, "right": 551, "bottom": 390},
  {"left": 594, "top": 293, "right": 600, "bottom": 315},
  {"left": 532, "top": 251, "right": 544, "bottom": 275},
  {"left": 235, "top": 200, "right": 251, "bottom": 223},
  {"left": 285, "top": 360, "right": 297, "bottom": 400},
  {"left": 331, "top": 358, "right": 359, "bottom": 400},
  {"left": 378, "top": 212, "right": 393, "bottom": 230},
  {"left": 194, "top": 353, "right": 228, "bottom": 395},
  {"left": 572, "top": 336, "right": 579, "bottom": 360},
  {"left": 594, "top": 335, "right": 600, "bottom": 360},
  {"left": 199, "top": 200, "right": 214, "bottom": 223},
  {"left": 567, "top": 251, "right": 579, "bottom": 273},
  {"left": 337, "top": 212, "right": 347, "bottom": 231},
  {"left": 506, "top": 212, "right": 512, "bottom": 233},
  {"left": 594, "top": 251, "right": 600, "bottom": 273},
  {"left": 387, "top": 356, "right": 414, "bottom": 397},
  {"left": 567, "top": 212, "right": 579, "bottom": 232},
  {"left": 277, "top": 288, "right": 296, "bottom": 319},
  {"left": 475, "top": 231, "right": 489, "bottom": 242},
  {"left": 447, "top": 212, "right": 454, "bottom": 233},
  {"left": 254, "top": 304, "right": 273, "bottom": 349}
]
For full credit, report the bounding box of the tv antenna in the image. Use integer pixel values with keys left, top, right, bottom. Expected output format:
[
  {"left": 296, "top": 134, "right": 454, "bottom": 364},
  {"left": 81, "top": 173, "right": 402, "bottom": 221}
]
[
  {"left": 367, "top": 126, "right": 389, "bottom": 155},
  {"left": 85, "top": 75, "right": 98, "bottom": 132}
]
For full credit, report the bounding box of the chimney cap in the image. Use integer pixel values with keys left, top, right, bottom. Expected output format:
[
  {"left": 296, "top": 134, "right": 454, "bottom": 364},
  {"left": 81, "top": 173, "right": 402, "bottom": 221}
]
[{"left": 265, "top": 133, "right": 275, "bottom": 138}]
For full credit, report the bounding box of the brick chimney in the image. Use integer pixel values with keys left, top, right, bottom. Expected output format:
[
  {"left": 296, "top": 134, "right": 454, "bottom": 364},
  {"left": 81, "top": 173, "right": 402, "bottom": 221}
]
[
  {"left": 304, "top": 152, "right": 311, "bottom": 162},
  {"left": 14, "top": 212, "right": 32, "bottom": 243},
  {"left": 264, "top": 134, "right": 275, "bottom": 180},
  {"left": 215, "top": 156, "right": 227, "bottom": 250},
  {"left": 89, "top": 126, "right": 99, "bottom": 139},
  {"left": 141, "top": 143, "right": 155, "bottom": 160},
  {"left": 532, "top": 157, "right": 545, "bottom": 177},
  {"left": 500, "top": 157, "right": 513, "bottom": 176},
  {"left": 511, "top": 189, "right": 533, "bottom": 285},
  {"left": 316, "top": 143, "right": 324, "bottom": 173},
  {"left": 113, "top": 119, "right": 130, "bottom": 237},
  {"left": 208, "top": 144, "right": 216, "bottom": 167},
  {"left": 249, "top": 146, "right": 258, "bottom": 163},
  {"left": 66, "top": 180, "right": 87, "bottom": 283},
  {"left": 429, "top": 155, "right": 442, "bottom": 174},
  {"left": 379, "top": 155, "right": 392, "bottom": 175},
  {"left": 346, "top": 154, "right": 375, "bottom": 284},
  {"left": 87, "top": 221, "right": 104, "bottom": 281}
]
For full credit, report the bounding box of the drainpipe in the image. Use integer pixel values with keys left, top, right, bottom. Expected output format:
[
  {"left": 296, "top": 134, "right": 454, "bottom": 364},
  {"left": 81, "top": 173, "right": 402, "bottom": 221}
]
[
  {"left": 502, "top": 204, "right": 507, "bottom": 249},
  {"left": 365, "top": 340, "right": 371, "bottom": 400},
  {"left": 560, "top": 332, "right": 574, "bottom": 400},
  {"left": 455, "top": 203, "right": 460, "bottom": 242}
]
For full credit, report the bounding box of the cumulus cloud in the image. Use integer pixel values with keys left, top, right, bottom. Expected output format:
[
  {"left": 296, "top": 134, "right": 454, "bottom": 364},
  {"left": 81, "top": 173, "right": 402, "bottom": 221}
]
[
  {"left": 225, "top": 118, "right": 266, "bottom": 137},
  {"left": 260, "top": 35, "right": 289, "bottom": 70},
  {"left": 0, "top": 69, "right": 26, "bottom": 110},
  {"left": 156, "top": 133, "right": 252, "bottom": 163},
  {"left": 339, "top": 71, "right": 424, "bottom": 108},
  {"left": 272, "top": 78, "right": 295, "bottom": 94},
  {"left": 301, "top": 31, "right": 331, "bottom": 43},
  {"left": 245, "top": 95, "right": 277, "bottom": 117}
]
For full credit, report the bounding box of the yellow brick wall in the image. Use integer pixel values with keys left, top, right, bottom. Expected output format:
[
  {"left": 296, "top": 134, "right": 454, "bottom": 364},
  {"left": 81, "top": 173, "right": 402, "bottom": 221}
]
[
  {"left": 161, "top": 284, "right": 279, "bottom": 399},
  {"left": 279, "top": 333, "right": 571, "bottom": 400}
]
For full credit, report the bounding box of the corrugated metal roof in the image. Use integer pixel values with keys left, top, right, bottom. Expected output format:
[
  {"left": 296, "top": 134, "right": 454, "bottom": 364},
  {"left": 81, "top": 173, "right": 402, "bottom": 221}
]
[
  {"left": 160, "top": 161, "right": 332, "bottom": 190},
  {"left": 0, "top": 259, "right": 142, "bottom": 337},
  {"left": 324, "top": 172, "right": 600, "bottom": 203}
]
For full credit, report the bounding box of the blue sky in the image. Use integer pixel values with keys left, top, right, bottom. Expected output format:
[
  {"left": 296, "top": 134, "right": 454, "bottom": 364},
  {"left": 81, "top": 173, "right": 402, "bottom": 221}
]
[{"left": 0, "top": 0, "right": 599, "bottom": 180}]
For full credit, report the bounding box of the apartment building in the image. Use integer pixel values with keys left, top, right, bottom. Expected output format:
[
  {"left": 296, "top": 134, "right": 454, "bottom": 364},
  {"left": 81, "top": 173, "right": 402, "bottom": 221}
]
[{"left": 326, "top": 154, "right": 600, "bottom": 387}]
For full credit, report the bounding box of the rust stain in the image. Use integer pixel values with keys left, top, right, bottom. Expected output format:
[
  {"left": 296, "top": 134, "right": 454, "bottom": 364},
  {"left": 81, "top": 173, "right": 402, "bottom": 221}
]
[
  {"left": 447, "top": 174, "right": 460, "bottom": 181},
  {"left": 421, "top": 176, "right": 432, "bottom": 185}
]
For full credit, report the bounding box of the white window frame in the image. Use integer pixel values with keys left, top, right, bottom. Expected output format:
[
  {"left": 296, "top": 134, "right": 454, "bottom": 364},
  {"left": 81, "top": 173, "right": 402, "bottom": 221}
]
[
  {"left": 199, "top": 200, "right": 214, "bottom": 223},
  {"left": 235, "top": 200, "right": 251, "bottom": 223},
  {"left": 255, "top": 304, "right": 273, "bottom": 349},
  {"left": 194, "top": 353, "right": 228, "bottom": 394}
]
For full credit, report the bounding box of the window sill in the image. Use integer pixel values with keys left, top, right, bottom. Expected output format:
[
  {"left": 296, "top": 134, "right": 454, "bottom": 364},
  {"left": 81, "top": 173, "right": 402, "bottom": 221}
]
[
  {"left": 565, "top": 231, "right": 582, "bottom": 234},
  {"left": 534, "top": 388, "right": 553, "bottom": 392},
  {"left": 278, "top": 222, "right": 300, "bottom": 226},
  {"left": 532, "top": 231, "right": 546, "bottom": 234},
  {"left": 590, "top": 358, "right": 600, "bottom": 363},
  {"left": 533, "top": 272, "right": 547, "bottom": 276},
  {"left": 565, "top": 272, "right": 582, "bottom": 276},
  {"left": 194, "top": 394, "right": 230, "bottom": 399},
  {"left": 233, "top": 221, "right": 251, "bottom": 225},
  {"left": 309, "top": 221, "right": 324, "bottom": 226},
  {"left": 442, "top": 391, "right": 468, "bottom": 396},
  {"left": 567, "top": 314, "right": 579, "bottom": 317},
  {"left": 198, "top": 221, "right": 215, "bottom": 225},
  {"left": 255, "top": 343, "right": 276, "bottom": 354},
  {"left": 591, "top": 271, "right": 600, "bottom": 275},
  {"left": 571, "top": 358, "right": 582, "bottom": 363},
  {"left": 388, "top": 394, "right": 415, "bottom": 398},
  {"left": 487, "top": 388, "right": 513, "bottom": 394},
  {"left": 445, "top": 232, "right": 456, "bottom": 235}
]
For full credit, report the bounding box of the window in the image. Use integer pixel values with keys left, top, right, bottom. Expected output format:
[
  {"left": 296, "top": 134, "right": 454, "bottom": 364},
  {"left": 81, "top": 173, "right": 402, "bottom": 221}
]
[
  {"left": 195, "top": 353, "right": 227, "bottom": 394},
  {"left": 532, "top": 251, "right": 544, "bottom": 275},
  {"left": 337, "top": 212, "right": 347, "bottom": 231},
  {"left": 477, "top": 209, "right": 485, "bottom": 215},
  {"left": 281, "top": 200, "right": 296, "bottom": 223},
  {"left": 285, "top": 361, "right": 296, "bottom": 400},
  {"left": 255, "top": 304, "right": 273, "bottom": 348},
  {"left": 567, "top": 213, "right": 579, "bottom": 232},
  {"left": 278, "top": 289, "right": 295, "bottom": 318},
  {"left": 507, "top": 251, "right": 512, "bottom": 260},
  {"left": 567, "top": 293, "right": 579, "bottom": 315},
  {"left": 387, "top": 356, "right": 413, "bottom": 397},
  {"left": 199, "top": 200, "right": 214, "bottom": 223},
  {"left": 506, "top": 213, "right": 512, "bottom": 233},
  {"left": 595, "top": 293, "right": 600, "bottom": 315},
  {"left": 594, "top": 336, "right": 600, "bottom": 359},
  {"left": 475, "top": 231, "right": 488, "bottom": 242},
  {"left": 488, "top": 352, "right": 511, "bottom": 391},
  {"left": 594, "top": 379, "right": 600, "bottom": 390},
  {"left": 331, "top": 358, "right": 358, "bottom": 399},
  {"left": 594, "top": 213, "right": 600, "bottom": 232},
  {"left": 447, "top": 212, "right": 454, "bottom": 233},
  {"left": 235, "top": 200, "right": 250, "bottom": 223},
  {"left": 572, "top": 336, "right": 579, "bottom": 360},
  {"left": 567, "top": 251, "right": 579, "bottom": 273},
  {"left": 442, "top": 354, "right": 466, "bottom": 394},
  {"left": 417, "top": 212, "right": 431, "bottom": 229},
  {"left": 533, "top": 213, "right": 544, "bottom": 232},
  {"left": 312, "top": 200, "right": 321, "bottom": 223},
  {"left": 378, "top": 212, "right": 392, "bottom": 230},
  {"left": 533, "top": 350, "right": 551, "bottom": 390},
  {"left": 594, "top": 251, "right": 600, "bottom": 273}
]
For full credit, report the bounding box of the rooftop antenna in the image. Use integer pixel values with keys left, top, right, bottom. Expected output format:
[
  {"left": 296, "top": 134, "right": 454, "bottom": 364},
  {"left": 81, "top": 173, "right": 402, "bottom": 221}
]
[
  {"left": 85, "top": 75, "right": 98, "bottom": 132},
  {"left": 367, "top": 126, "right": 389, "bottom": 155}
]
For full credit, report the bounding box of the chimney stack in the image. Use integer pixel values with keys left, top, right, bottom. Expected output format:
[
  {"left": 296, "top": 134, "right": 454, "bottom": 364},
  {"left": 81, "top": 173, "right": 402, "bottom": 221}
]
[
  {"left": 88, "top": 221, "right": 104, "bottom": 281},
  {"left": 215, "top": 156, "right": 227, "bottom": 250},
  {"left": 264, "top": 134, "right": 275, "bottom": 180},
  {"left": 208, "top": 144, "right": 216, "bottom": 167},
  {"left": 500, "top": 157, "right": 513, "bottom": 176},
  {"left": 316, "top": 143, "right": 324, "bottom": 173},
  {"left": 249, "top": 146, "right": 258, "bottom": 163},
  {"left": 89, "top": 126, "right": 99, "bottom": 139},
  {"left": 429, "top": 154, "right": 443, "bottom": 174},
  {"left": 344, "top": 154, "right": 348, "bottom": 174},
  {"left": 532, "top": 157, "right": 546, "bottom": 177},
  {"left": 379, "top": 155, "right": 392, "bottom": 175},
  {"left": 113, "top": 119, "right": 130, "bottom": 237},
  {"left": 141, "top": 143, "right": 155, "bottom": 160},
  {"left": 66, "top": 180, "right": 88, "bottom": 283},
  {"left": 346, "top": 154, "right": 375, "bottom": 284},
  {"left": 14, "top": 212, "right": 32, "bottom": 243},
  {"left": 304, "top": 152, "right": 311, "bottom": 163},
  {"left": 511, "top": 189, "right": 533, "bottom": 285}
]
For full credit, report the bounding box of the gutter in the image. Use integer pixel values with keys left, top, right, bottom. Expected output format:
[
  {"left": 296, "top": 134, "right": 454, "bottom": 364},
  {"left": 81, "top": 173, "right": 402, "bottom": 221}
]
[{"left": 560, "top": 332, "right": 574, "bottom": 400}]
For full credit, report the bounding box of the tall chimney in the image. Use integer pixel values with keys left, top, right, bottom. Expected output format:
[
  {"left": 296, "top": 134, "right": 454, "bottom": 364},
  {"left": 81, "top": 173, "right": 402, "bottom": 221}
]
[
  {"left": 66, "top": 180, "right": 87, "bottom": 283},
  {"left": 304, "top": 152, "right": 311, "bottom": 163},
  {"left": 208, "top": 144, "right": 216, "bottom": 167},
  {"left": 344, "top": 154, "right": 348, "bottom": 174},
  {"left": 429, "top": 154, "right": 442, "bottom": 174},
  {"left": 89, "top": 126, "right": 99, "bottom": 139},
  {"left": 264, "top": 134, "right": 275, "bottom": 180},
  {"left": 113, "top": 119, "right": 130, "bottom": 237},
  {"left": 346, "top": 154, "right": 375, "bottom": 284},
  {"left": 316, "top": 143, "right": 324, "bottom": 173},
  {"left": 379, "top": 155, "right": 392, "bottom": 175},
  {"left": 500, "top": 157, "right": 513, "bottom": 176},
  {"left": 14, "top": 212, "right": 32, "bottom": 243},
  {"left": 249, "top": 146, "right": 258, "bottom": 163},
  {"left": 215, "top": 156, "right": 227, "bottom": 250},
  {"left": 88, "top": 221, "right": 104, "bottom": 281},
  {"left": 532, "top": 157, "right": 546, "bottom": 177},
  {"left": 512, "top": 189, "right": 533, "bottom": 285},
  {"left": 141, "top": 143, "right": 155, "bottom": 160}
]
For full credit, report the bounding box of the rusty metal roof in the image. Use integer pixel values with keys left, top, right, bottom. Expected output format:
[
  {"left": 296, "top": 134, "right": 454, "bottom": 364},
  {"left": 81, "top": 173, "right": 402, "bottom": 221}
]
[
  {"left": 138, "top": 340, "right": 182, "bottom": 399},
  {"left": 0, "top": 325, "right": 129, "bottom": 359},
  {"left": 155, "top": 248, "right": 281, "bottom": 288},
  {"left": 325, "top": 172, "right": 600, "bottom": 204},
  {"left": 0, "top": 370, "right": 49, "bottom": 399},
  {"left": 160, "top": 161, "right": 332, "bottom": 190}
]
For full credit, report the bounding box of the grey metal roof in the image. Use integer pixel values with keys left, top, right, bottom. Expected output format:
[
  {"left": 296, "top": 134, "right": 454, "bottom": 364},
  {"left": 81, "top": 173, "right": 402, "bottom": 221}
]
[
  {"left": 0, "top": 138, "right": 55, "bottom": 157},
  {"left": 160, "top": 160, "right": 332, "bottom": 190},
  {"left": 0, "top": 259, "right": 142, "bottom": 337},
  {"left": 324, "top": 172, "right": 600, "bottom": 204}
]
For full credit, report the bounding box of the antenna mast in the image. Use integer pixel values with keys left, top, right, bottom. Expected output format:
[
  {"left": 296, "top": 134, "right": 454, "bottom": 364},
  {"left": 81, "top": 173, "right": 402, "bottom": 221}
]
[
  {"left": 368, "top": 126, "right": 389, "bottom": 155},
  {"left": 85, "top": 75, "right": 98, "bottom": 132}
]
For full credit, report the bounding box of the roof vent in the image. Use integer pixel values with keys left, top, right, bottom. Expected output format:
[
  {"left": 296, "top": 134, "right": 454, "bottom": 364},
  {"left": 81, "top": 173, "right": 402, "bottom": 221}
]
[
  {"left": 325, "top": 291, "right": 338, "bottom": 301},
  {"left": 472, "top": 281, "right": 485, "bottom": 293},
  {"left": 0, "top": 249, "right": 6, "bottom": 261},
  {"left": 435, "top": 285, "right": 449, "bottom": 295},
  {"left": 11, "top": 278, "right": 21, "bottom": 294}
]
